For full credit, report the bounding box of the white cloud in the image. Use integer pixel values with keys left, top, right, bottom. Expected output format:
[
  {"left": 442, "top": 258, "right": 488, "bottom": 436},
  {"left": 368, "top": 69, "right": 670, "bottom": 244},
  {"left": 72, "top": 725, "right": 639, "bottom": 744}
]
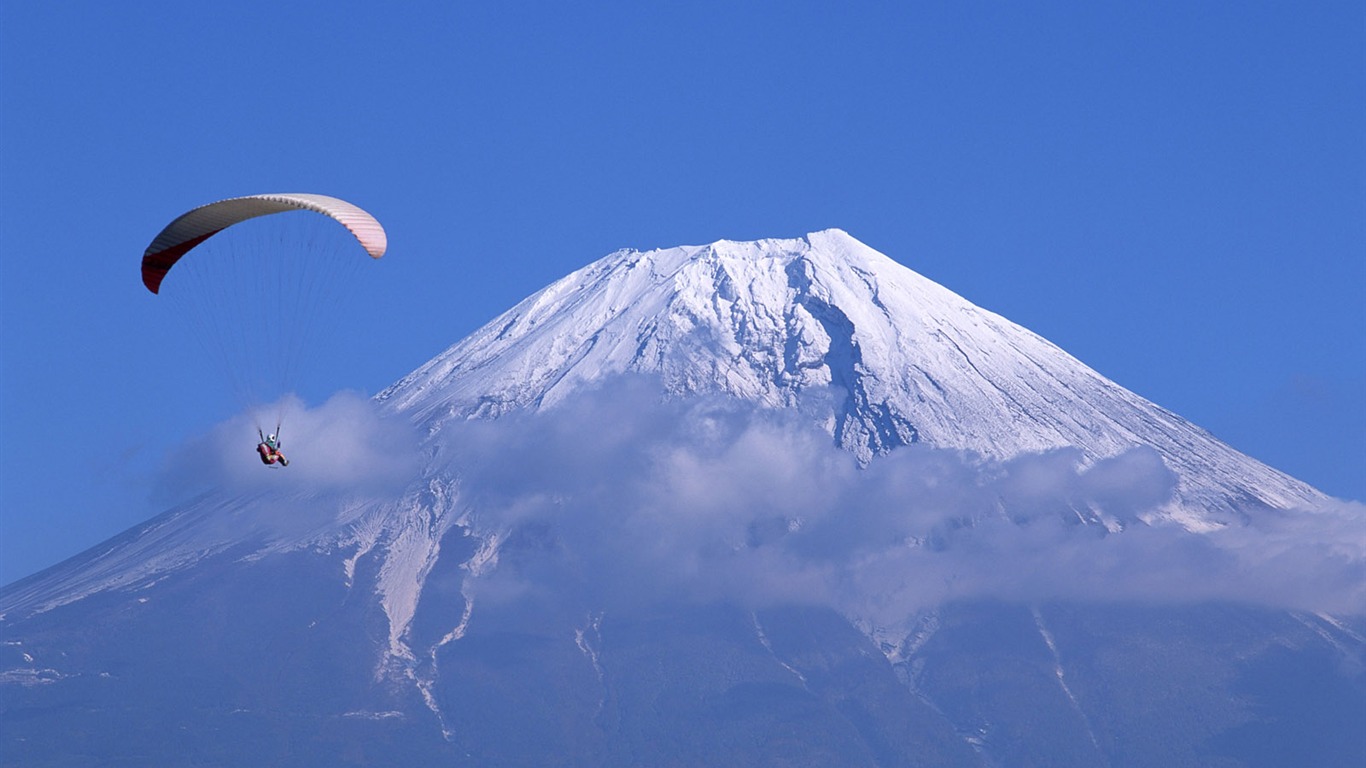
[
  {"left": 146, "top": 377, "right": 1365, "bottom": 622},
  {"left": 433, "top": 379, "right": 1366, "bottom": 621},
  {"left": 156, "top": 391, "right": 421, "bottom": 501}
]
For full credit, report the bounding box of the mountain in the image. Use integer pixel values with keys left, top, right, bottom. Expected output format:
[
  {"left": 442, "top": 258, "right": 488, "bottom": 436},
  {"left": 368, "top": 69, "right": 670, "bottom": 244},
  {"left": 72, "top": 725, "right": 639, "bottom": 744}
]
[{"left": 2, "top": 230, "right": 1361, "bottom": 767}]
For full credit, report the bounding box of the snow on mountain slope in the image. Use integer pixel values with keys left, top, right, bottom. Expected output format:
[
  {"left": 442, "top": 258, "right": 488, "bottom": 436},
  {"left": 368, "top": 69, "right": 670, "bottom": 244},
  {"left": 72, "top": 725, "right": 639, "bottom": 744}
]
[{"left": 378, "top": 229, "right": 1323, "bottom": 523}]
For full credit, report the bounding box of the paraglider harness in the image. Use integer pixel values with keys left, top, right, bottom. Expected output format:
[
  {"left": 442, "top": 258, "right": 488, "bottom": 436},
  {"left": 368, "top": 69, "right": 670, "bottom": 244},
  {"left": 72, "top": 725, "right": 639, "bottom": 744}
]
[{"left": 257, "top": 426, "right": 289, "bottom": 467}]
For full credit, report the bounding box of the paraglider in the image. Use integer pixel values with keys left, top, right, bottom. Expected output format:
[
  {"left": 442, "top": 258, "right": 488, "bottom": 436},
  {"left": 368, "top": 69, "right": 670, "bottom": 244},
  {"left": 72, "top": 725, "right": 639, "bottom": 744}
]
[
  {"left": 142, "top": 193, "right": 386, "bottom": 466},
  {"left": 257, "top": 430, "right": 289, "bottom": 467}
]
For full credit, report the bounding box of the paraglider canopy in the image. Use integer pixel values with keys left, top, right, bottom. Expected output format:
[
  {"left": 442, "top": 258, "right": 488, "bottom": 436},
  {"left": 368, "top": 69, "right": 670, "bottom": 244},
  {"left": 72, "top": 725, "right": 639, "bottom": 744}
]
[{"left": 141, "top": 193, "right": 386, "bottom": 294}]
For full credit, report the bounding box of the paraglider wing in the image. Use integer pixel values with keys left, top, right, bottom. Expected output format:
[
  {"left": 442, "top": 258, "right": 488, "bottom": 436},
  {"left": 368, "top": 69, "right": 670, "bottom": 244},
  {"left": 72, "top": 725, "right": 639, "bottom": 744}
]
[{"left": 141, "top": 193, "right": 387, "bottom": 293}]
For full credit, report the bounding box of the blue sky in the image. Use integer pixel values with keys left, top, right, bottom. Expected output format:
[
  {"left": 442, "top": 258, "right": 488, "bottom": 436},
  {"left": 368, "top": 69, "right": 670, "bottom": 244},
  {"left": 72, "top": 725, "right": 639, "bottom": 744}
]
[{"left": 1, "top": 1, "right": 1362, "bottom": 585}]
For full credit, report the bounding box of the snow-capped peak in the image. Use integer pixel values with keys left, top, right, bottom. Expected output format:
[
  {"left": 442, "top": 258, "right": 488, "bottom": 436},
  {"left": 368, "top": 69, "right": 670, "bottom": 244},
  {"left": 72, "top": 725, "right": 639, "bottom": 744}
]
[{"left": 378, "top": 230, "right": 1320, "bottom": 522}]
